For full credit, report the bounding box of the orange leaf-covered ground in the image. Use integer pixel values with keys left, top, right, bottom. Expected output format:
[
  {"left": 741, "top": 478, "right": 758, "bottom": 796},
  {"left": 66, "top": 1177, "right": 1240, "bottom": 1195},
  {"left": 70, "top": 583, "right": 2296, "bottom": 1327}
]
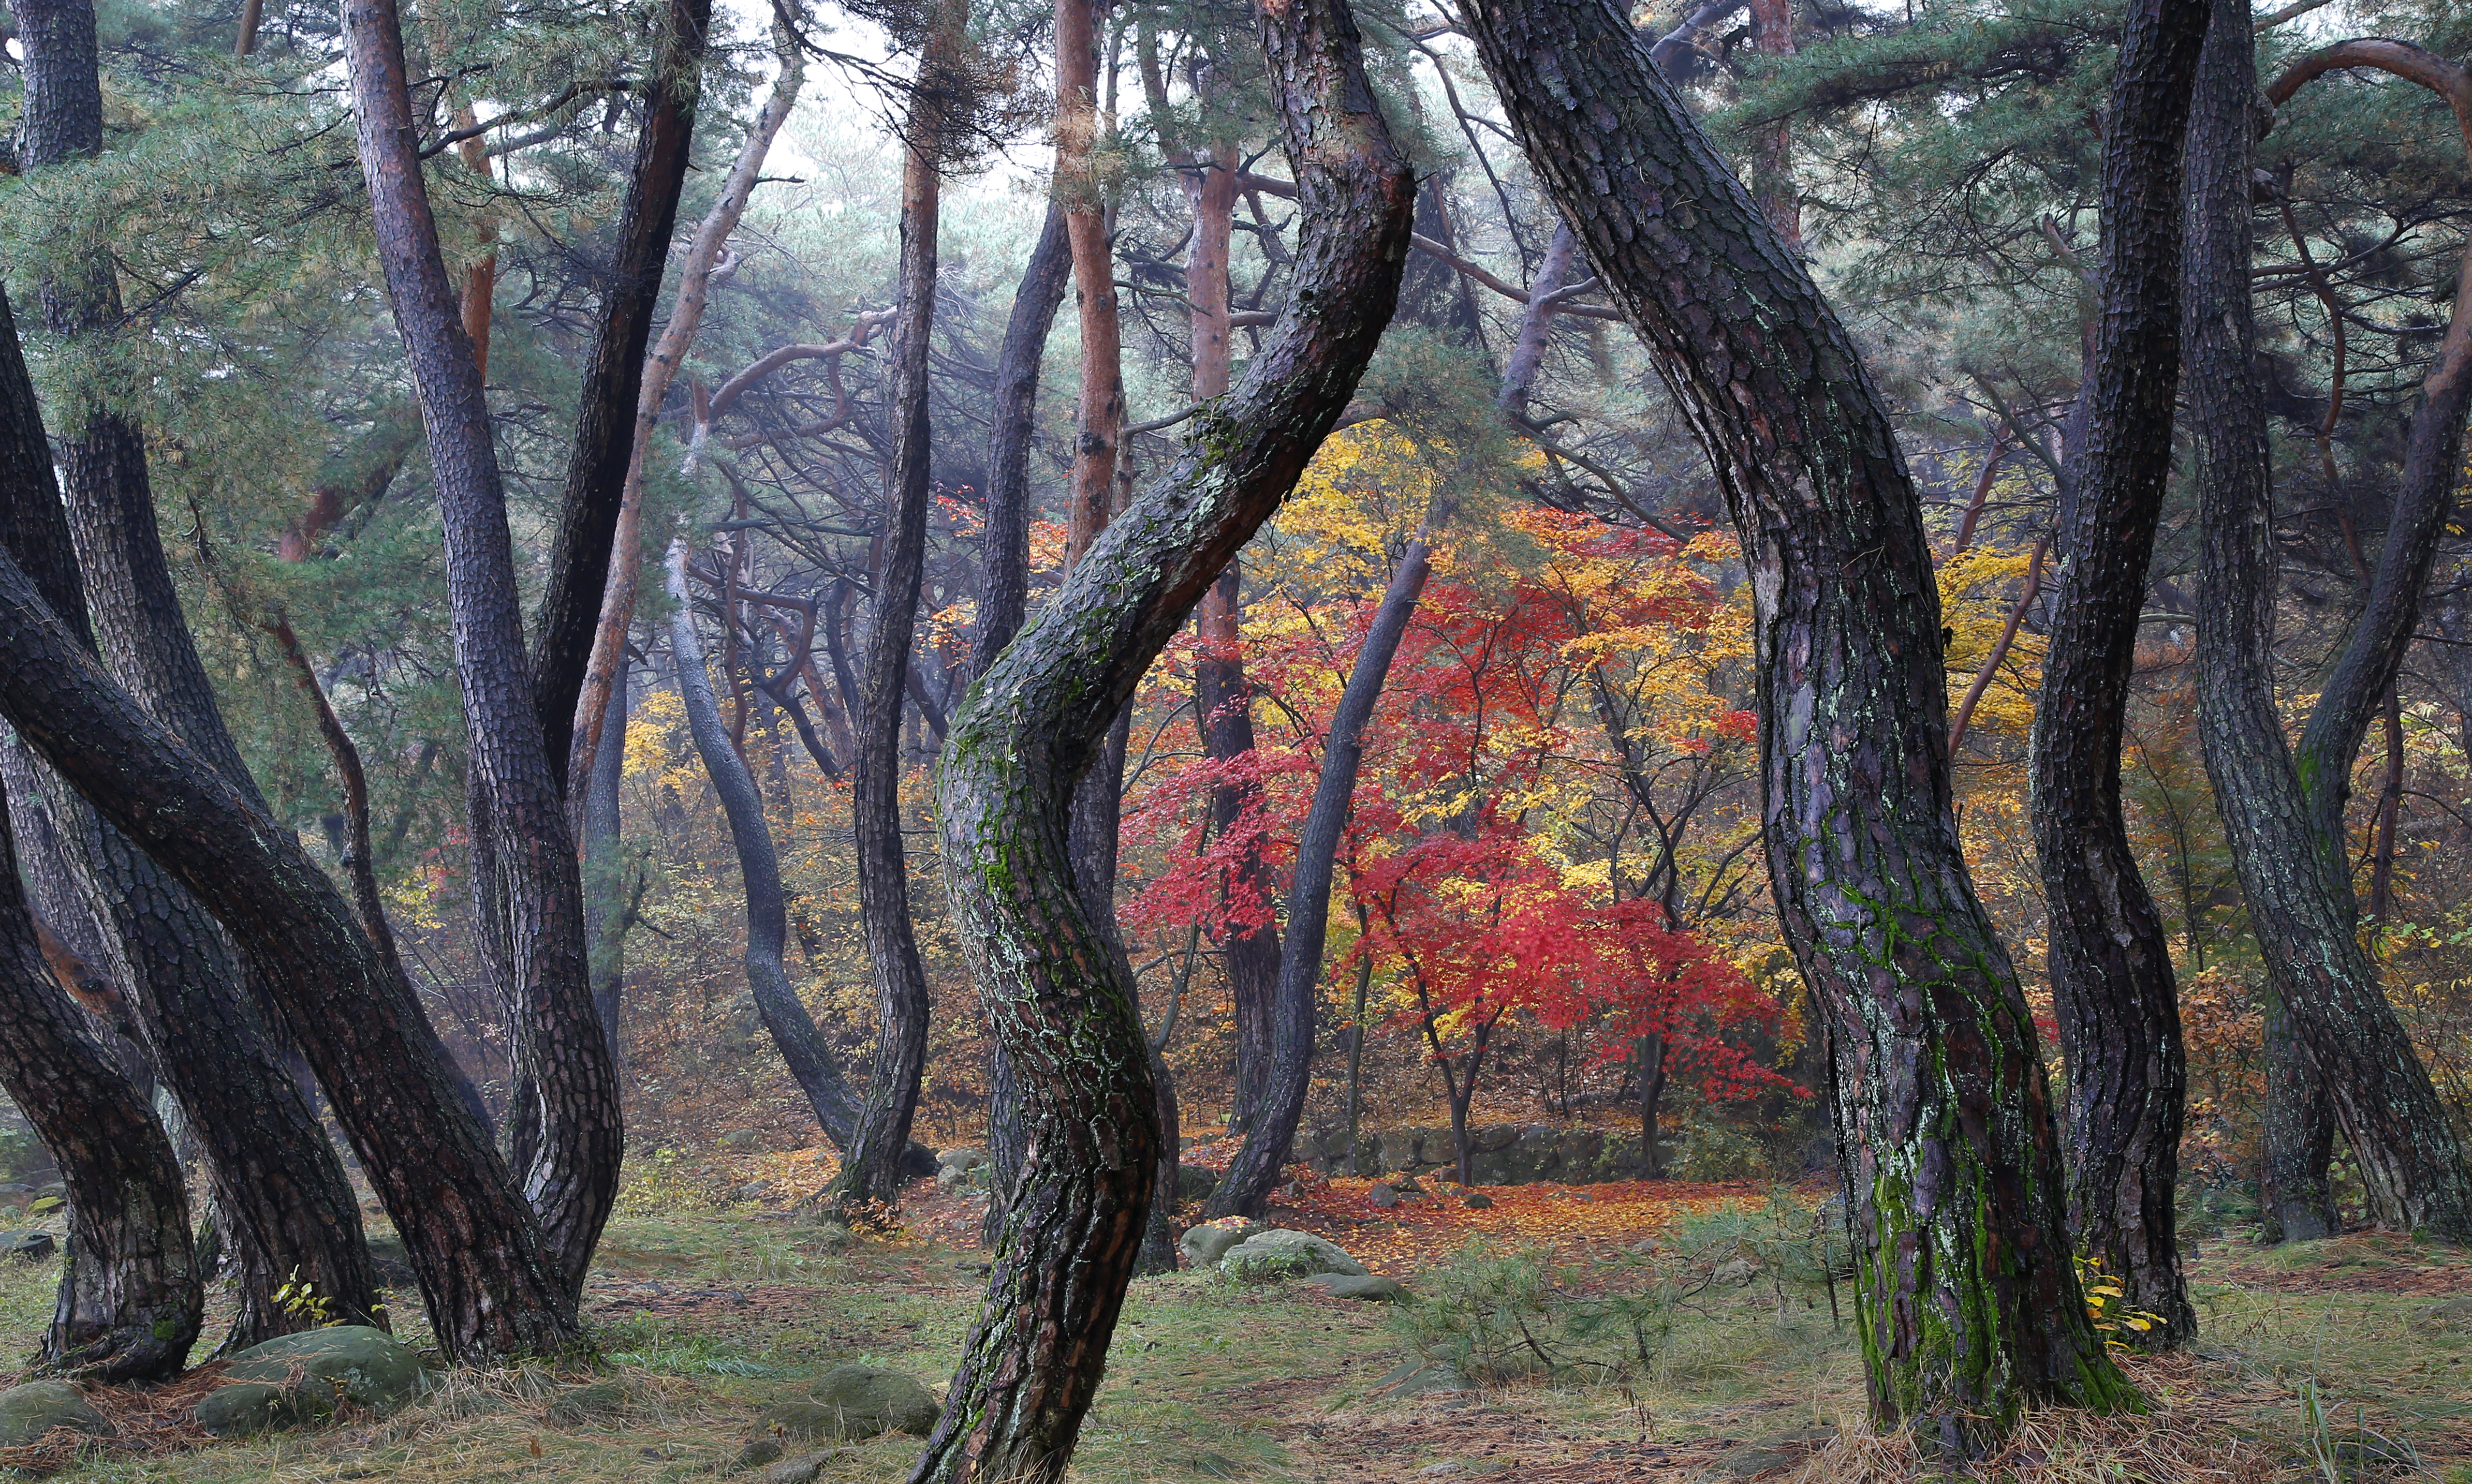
[{"left": 1252, "top": 1170, "right": 1788, "bottom": 1275}]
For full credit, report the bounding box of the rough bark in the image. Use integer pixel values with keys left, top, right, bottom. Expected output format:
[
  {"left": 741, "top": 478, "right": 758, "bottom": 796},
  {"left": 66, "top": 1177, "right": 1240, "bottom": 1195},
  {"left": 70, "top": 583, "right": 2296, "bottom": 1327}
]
[
  {"left": 2185, "top": 27, "right": 2472, "bottom": 1239},
  {"left": 915, "top": 0, "right": 1414, "bottom": 1465},
  {"left": 3, "top": 2, "right": 379, "bottom": 1344},
  {"left": 2028, "top": 0, "right": 2203, "bottom": 1345},
  {"left": 342, "top": 0, "right": 621, "bottom": 1292},
  {"left": 567, "top": 12, "right": 803, "bottom": 811},
  {"left": 531, "top": 0, "right": 714, "bottom": 784},
  {"left": 666, "top": 547, "right": 863, "bottom": 1150},
  {"left": 1057, "top": 0, "right": 1124, "bottom": 574},
  {"left": 976, "top": 199, "right": 1071, "bottom": 1242},
  {"left": 0, "top": 804, "right": 198, "bottom": 1382},
  {"left": 840, "top": 10, "right": 959, "bottom": 1206},
  {"left": 976, "top": 201, "right": 1073, "bottom": 679},
  {"left": 582, "top": 672, "right": 630, "bottom": 1069},
  {"left": 0, "top": 548, "right": 576, "bottom": 1359},
  {"left": 1462, "top": 0, "right": 2137, "bottom": 1446}
]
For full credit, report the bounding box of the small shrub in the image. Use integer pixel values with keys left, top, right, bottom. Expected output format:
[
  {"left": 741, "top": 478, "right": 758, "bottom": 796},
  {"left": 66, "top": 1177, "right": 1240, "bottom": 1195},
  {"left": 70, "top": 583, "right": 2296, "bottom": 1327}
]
[
  {"left": 1667, "top": 1122, "right": 1768, "bottom": 1182},
  {"left": 1387, "top": 1240, "right": 1573, "bottom": 1383}
]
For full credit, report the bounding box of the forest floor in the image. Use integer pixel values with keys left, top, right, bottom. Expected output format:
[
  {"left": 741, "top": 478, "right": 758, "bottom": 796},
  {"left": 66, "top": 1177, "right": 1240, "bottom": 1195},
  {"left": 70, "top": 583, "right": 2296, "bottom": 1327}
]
[{"left": 0, "top": 1150, "right": 2468, "bottom": 1483}]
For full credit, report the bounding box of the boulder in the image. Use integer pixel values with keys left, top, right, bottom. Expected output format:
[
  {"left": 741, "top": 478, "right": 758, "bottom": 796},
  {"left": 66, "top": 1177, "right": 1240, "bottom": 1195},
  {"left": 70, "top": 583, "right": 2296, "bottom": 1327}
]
[
  {"left": 719, "top": 1129, "right": 760, "bottom": 1149},
  {"left": 194, "top": 1325, "right": 428, "bottom": 1436},
  {"left": 546, "top": 1378, "right": 634, "bottom": 1424},
  {"left": 762, "top": 1450, "right": 849, "bottom": 1484},
  {"left": 934, "top": 1163, "right": 982, "bottom": 1190},
  {"left": 937, "top": 1148, "right": 991, "bottom": 1172},
  {"left": 1711, "top": 1257, "right": 1761, "bottom": 1286},
  {"left": 900, "top": 1142, "right": 940, "bottom": 1180},
  {"left": 1372, "top": 1360, "right": 1467, "bottom": 1397},
  {"left": 757, "top": 1364, "right": 938, "bottom": 1442},
  {"left": 1368, "top": 1185, "right": 1401, "bottom": 1210},
  {"left": 1305, "top": 1273, "right": 1408, "bottom": 1302},
  {"left": 1179, "top": 1218, "right": 1263, "bottom": 1269},
  {"left": 1175, "top": 1164, "right": 1218, "bottom": 1203},
  {"left": 0, "top": 1379, "right": 111, "bottom": 1446},
  {"left": 2411, "top": 1296, "right": 2472, "bottom": 1333},
  {"left": 0, "top": 1230, "right": 54, "bottom": 1261},
  {"left": 1221, "top": 1229, "right": 1368, "bottom": 1283},
  {"left": 1690, "top": 1426, "right": 1838, "bottom": 1481},
  {"left": 1461, "top": 1192, "right": 1494, "bottom": 1210}
]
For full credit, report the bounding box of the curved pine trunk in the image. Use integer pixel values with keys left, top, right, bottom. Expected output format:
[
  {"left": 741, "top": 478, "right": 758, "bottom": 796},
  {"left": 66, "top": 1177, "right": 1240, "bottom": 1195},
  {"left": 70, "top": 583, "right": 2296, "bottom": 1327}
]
[
  {"left": 0, "top": 807, "right": 198, "bottom": 1382},
  {"left": 9, "top": 0, "right": 379, "bottom": 1347},
  {"left": 2029, "top": 0, "right": 2204, "bottom": 1343},
  {"left": 341, "top": 0, "right": 620, "bottom": 1290},
  {"left": 2189, "top": 25, "right": 2472, "bottom": 1240},
  {"left": 976, "top": 200, "right": 1072, "bottom": 1241},
  {"left": 666, "top": 548, "right": 863, "bottom": 1149},
  {"left": 1460, "top": 0, "right": 2136, "bottom": 1448},
  {"left": 841, "top": 12, "right": 959, "bottom": 1205},
  {"left": 913, "top": 0, "right": 1412, "bottom": 1466}
]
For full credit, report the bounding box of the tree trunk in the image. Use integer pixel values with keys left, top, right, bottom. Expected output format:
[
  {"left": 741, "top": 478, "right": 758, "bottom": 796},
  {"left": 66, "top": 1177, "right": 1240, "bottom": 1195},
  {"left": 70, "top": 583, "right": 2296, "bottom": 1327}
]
[
  {"left": 1636, "top": 1033, "right": 1668, "bottom": 1179},
  {"left": 0, "top": 803, "right": 198, "bottom": 1382},
  {"left": 2188, "top": 25, "right": 2472, "bottom": 1240},
  {"left": 1180, "top": 128, "right": 1283, "bottom": 1140},
  {"left": 975, "top": 199, "right": 1072, "bottom": 1244},
  {"left": 583, "top": 673, "right": 630, "bottom": 1069},
  {"left": 1210, "top": 210, "right": 1581, "bottom": 1217},
  {"left": 666, "top": 547, "right": 862, "bottom": 1149},
  {"left": 566, "top": 9, "right": 803, "bottom": 821},
  {"left": 341, "top": 0, "right": 621, "bottom": 1292},
  {"left": 0, "top": 552, "right": 577, "bottom": 1359},
  {"left": 530, "top": 0, "right": 713, "bottom": 784},
  {"left": 9, "top": 0, "right": 379, "bottom": 1349},
  {"left": 914, "top": 0, "right": 1413, "bottom": 1465},
  {"left": 838, "top": 12, "right": 961, "bottom": 1207},
  {"left": 1461, "top": 0, "right": 2137, "bottom": 1447},
  {"left": 1210, "top": 536, "right": 1431, "bottom": 1216},
  {"left": 2029, "top": 0, "right": 2203, "bottom": 1345}
]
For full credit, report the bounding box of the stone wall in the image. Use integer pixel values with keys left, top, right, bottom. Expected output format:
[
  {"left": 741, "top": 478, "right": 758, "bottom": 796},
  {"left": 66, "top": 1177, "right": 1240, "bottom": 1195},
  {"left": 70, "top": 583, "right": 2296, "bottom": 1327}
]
[{"left": 1292, "top": 1124, "right": 1653, "bottom": 1185}]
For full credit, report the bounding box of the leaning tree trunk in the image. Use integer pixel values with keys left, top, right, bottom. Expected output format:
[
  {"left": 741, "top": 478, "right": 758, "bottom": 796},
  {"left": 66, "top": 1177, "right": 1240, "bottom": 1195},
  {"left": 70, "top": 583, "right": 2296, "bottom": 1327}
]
[
  {"left": 9, "top": 0, "right": 378, "bottom": 1348},
  {"left": 666, "top": 548, "right": 863, "bottom": 1149},
  {"left": 2028, "top": 0, "right": 2204, "bottom": 1344},
  {"left": 341, "top": 0, "right": 621, "bottom": 1291},
  {"left": 1461, "top": 0, "right": 2136, "bottom": 1449},
  {"left": 0, "top": 809, "right": 197, "bottom": 1382},
  {"left": 974, "top": 198, "right": 1071, "bottom": 1243},
  {"left": 530, "top": 0, "right": 713, "bottom": 784},
  {"left": 0, "top": 288, "right": 571, "bottom": 1361},
  {"left": 840, "top": 6, "right": 962, "bottom": 1206},
  {"left": 582, "top": 677, "right": 630, "bottom": 1069},
  {"left": 0, "top": 560, "right": 577, "bottom": 1359},
  {"left": 2185, "top": 29, "right": 2472, "bottom": 1240},
  {"left": 913, "top": 0, "right": 1412, "bottom": 1467}
]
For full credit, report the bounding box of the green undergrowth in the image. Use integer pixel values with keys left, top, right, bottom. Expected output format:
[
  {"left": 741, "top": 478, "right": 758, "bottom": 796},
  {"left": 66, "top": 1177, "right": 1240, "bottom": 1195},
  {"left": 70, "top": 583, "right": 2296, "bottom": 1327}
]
[{"left": 0, "top": 1205, "right": 2462, "bottom": 1481}]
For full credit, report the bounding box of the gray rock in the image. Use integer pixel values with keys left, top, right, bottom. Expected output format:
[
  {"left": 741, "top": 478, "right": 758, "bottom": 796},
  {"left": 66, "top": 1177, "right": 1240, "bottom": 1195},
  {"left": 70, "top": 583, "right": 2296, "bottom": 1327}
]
[
  {"left": 759, "top": 1364, "right": 939, "bottom": 1442},
  {"left": 761, "top": 1448, "right": 849, "bottom": 1484},
  {"left": 2411, "top": 1296, "right": 2472, "bottom": 1333},
  {"left": 1368, "top": 1185, "right": 1401, "bottom": 1209},
  {"left": 1461, "top": 1192, "right": 1493, "bottom": 1210},
  {"left": 1176, "top": 1164, "right": 1218, "bottom": 1203},
  {"left": 934, "top": 1163, "right": 982, "bottom": 1190},
  {"left": 0, "top": 1230, "right": 54, "bottom": 1261},
  {"left": 719, "top": 1129, "right": 760, "bottom": 1149},
  {"left": 1221, "top": 1229, "right": 1367, "bottom": 1283},
  {"left": 734, "top": 1183, "right": 773, "bottom": 1203},
  {"left": 1305, "top": 1273, "right": 1408, "bottom": 1302},
  {"left": 1712, "top": 1257, "right": 1762, "bottom": 1286},
  {"left": 1690, "top": 1426, "right": 1838, "bottom": 1480},
  {"left": 1372, "top": 1360, "right": 1467, "bottom": 1397},
  {"left": 0, "top": 1379, "right": 111, "bottom": 1446},
  {"left": 195, "top": 1324, "right": 428, "bottom": 1436},
  {"left": 937, "top": 1148, "right": 990, "bottom": 1172},
  {"left": 1179, "top": 1219, "right": 1263, "bottom": 1269},
  {"left": 731, "top": 1436, "right": 785, "bottom": 1473},
  {"left": 546, "top": 1378, "right": 634, "bottom": 1424},
  {"left": 362, "top": 1232, "right": 416, "bottom": 1287}
]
